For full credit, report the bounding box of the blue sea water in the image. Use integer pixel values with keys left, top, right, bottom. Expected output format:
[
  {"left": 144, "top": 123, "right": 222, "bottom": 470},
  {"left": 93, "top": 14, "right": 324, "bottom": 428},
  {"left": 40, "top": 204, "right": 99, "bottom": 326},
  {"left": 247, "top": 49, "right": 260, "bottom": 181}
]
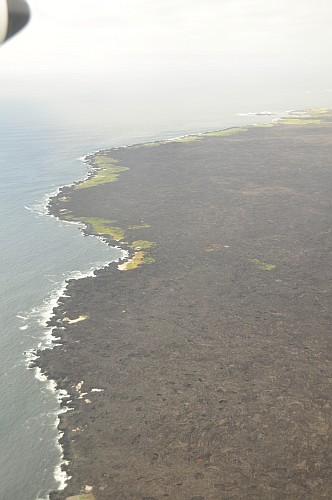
[
  {"left": 0, "top": 86, "right": 331, "bottom": 499},
  {"left": 0, "top": 104, "right": 126, "bottom": 500}
]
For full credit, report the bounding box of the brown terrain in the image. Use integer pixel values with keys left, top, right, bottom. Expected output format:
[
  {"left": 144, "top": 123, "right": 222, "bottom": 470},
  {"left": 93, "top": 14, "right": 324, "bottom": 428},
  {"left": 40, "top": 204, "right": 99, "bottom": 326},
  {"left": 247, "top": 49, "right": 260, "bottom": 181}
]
[{"left": 37, "top": 112, "right": 332, "bottom": 499}]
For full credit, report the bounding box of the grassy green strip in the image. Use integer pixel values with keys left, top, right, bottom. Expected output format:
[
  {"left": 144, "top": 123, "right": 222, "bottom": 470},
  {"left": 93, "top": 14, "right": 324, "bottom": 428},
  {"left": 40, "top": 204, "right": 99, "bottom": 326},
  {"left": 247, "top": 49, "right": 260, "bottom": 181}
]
[
  {"left": 253, "top": 123, "right": 275, "bottom": 128},
  {"left": 280, "top": 118, "right": 322, "bottom": 125},
  {"left": 203, "top": 127, "right": 244, "bottom": 137},
  {"left": 64, "top": 213, "right": 125, "bottom": 241},
  {"left": 75, "top": 156, "right": 129, "bottom": 190},
  {"left": 127, "top": 223, "right": 151, "bottom": 230},
  {"left": 171, "top": 136, "right": 202, "bottom": 143},
  {"left": 130, "top": 240, "right": 156, "bottom": 250},
  {"left": 124, "top": 252, "right": 156, "bottom": 270},
  {"left": 251, "top": 259, "right": 276, "bottom": 271},
  {"left": 143, "top": 256, "right": 156, "bottom": 264},
  {"left": 142, "top": 142, "right": 162, "bottom": 148},
  {"left": 79, "top": 217, "right": 125, "bottom": 240},
  {"left": 125, "top": 251, "right": 145, "bottom": 270},
  {"left": 303, "top": 108, "right": 332, "bottom": 116}
]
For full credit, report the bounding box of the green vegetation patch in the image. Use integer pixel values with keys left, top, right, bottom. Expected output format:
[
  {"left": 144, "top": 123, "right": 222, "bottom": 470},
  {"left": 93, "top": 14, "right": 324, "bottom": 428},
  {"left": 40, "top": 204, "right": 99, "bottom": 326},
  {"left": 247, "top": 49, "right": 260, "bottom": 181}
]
[
  {"left": 278, "top": 108, "right": 332, "bottom": 125},
  {"left": 142, "top": 140, "right": 170, "bottom": 148},
  {"left": 66, "top": 494, "right": 95, "bottom": 500},
  {"left": 125, "top": 251, "right": 146, "bottom": 270},
  {"left": 79, "top": 217, "right": 124, "bottom": 240},
  {"left": 303, "top": 108, "right": 332, "bottom": 116},
  {"left": 75, "top": 156, "right": 129, "bottom": 190},
  {"left": 280, "top": 118, "right": 322, "bottom": 125},
  {"left": 143, "top": 142, "right": 163, "bottom": 147},
  {"left": 143, "top": 136, "right": 201, "bottom": 147},
  {"left": 253, "top": 123, "right": 275, "bottom": 128},
  {"left": 203, "top": 127, "right": 244, "bottom": 137},
  {"left": 120, "top": 251, "right": 156, "bottom": 271},
  {"left": 64, "top": 214, "right": 125, "bottom": 241},
  {"left": 171, "top": 136, "right": 202, "bottom": 143},
  {"left": 251, "top": 259, "right": 276, "bottom": 271},
  {"left": 127, "top": 223, "right": 151, "bottom": 230},
  {"left": 130, "top": 240, "right": 156, "bottom": 250},
  {"left": 143, "top": 256, "right": 156, "bottom": 264}
]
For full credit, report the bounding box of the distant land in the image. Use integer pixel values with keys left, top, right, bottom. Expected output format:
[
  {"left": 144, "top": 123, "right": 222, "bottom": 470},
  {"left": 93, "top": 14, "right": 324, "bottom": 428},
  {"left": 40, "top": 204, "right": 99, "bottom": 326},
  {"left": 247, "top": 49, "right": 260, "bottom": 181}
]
[{"left": 37, "top": 109, "right": 332, "bottom": 499}]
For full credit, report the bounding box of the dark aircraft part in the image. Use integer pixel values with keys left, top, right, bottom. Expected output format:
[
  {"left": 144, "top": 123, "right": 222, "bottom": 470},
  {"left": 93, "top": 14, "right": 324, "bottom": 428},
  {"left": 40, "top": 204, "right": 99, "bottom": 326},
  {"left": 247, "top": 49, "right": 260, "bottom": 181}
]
[{"left": 0, "top": 0, "right": 30, "bottom": 44}]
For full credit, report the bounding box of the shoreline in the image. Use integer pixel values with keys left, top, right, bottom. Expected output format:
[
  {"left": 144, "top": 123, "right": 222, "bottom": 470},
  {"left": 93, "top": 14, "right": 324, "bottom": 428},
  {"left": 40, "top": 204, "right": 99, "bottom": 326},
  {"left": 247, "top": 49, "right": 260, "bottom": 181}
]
[
  {"left": 27, "top": 254, "right": 126, "bottom": 493},
  {"left": 36, "top": 109, "right": 332, "bottom": 499}
]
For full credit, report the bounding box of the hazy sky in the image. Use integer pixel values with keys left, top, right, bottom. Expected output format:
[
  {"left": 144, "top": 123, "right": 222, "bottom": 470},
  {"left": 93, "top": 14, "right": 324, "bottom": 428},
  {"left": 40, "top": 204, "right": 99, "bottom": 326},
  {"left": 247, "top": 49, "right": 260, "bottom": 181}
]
[
  {"left": 1, "top": 0, "right": 331, "bottom": 132},
  {"left": 1, "top": 0, "right": 332, "bottom": 77}
]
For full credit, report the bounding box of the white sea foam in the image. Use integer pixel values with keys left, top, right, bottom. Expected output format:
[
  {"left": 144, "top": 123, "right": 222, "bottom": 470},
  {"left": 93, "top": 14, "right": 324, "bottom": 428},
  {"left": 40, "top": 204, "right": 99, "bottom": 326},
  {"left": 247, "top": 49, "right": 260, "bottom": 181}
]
[
  {"left": 27, "top": 186, "right": 62, "bottom": 217},
  {"left": 31, "top": 361, "right": 73, "bottom": 491},
  {"left": 17, "top": 314, "right": 28, "bottom": 320},
  {"left": 24, "top": 238, "right": 126, "bottom": 493},
  {"left": 22, "top": 259, "right": 119, "bottom": 492},
  {"left": 236, "top": 109, "right": 293, "bottom": 119},
  {"left": 54, "top": 462, "right": 70, "bottom": 491},
  {"left": 236, "top": 111, "right": 276, "bottom": 116},
  {"left": 27, "top": 158, "right": 91, "bottom": 219},
  {"left": 24, "top": 257, "right": 123, "bottom": 366},
  {"left": 35, "top": 367, "right": 48, "bottom": 382}
]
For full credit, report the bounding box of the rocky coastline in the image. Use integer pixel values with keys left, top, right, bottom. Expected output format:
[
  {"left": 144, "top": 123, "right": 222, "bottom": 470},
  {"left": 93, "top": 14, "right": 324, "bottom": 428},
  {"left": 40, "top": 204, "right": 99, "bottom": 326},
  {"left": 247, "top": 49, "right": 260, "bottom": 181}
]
[{"left": 37, "top": 110, "right": 332, "bottom": 499}]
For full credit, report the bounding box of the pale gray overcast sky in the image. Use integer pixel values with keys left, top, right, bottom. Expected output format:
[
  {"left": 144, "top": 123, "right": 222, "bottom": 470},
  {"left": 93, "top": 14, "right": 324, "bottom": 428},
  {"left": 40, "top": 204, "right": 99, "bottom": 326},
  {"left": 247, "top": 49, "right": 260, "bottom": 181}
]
[
  {"left": 1, "top": 0, "right": 331, "bottom": 130},
  {"left": 1, "top": 0, "right": 332, "bottom": 77}
]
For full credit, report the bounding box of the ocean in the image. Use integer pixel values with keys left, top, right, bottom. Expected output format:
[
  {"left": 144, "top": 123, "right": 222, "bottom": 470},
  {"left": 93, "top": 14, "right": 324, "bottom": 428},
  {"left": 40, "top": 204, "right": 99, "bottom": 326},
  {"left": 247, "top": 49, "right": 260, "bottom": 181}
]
[{"left": 0, "top": 86, "right": 331, "bottom": 499}]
